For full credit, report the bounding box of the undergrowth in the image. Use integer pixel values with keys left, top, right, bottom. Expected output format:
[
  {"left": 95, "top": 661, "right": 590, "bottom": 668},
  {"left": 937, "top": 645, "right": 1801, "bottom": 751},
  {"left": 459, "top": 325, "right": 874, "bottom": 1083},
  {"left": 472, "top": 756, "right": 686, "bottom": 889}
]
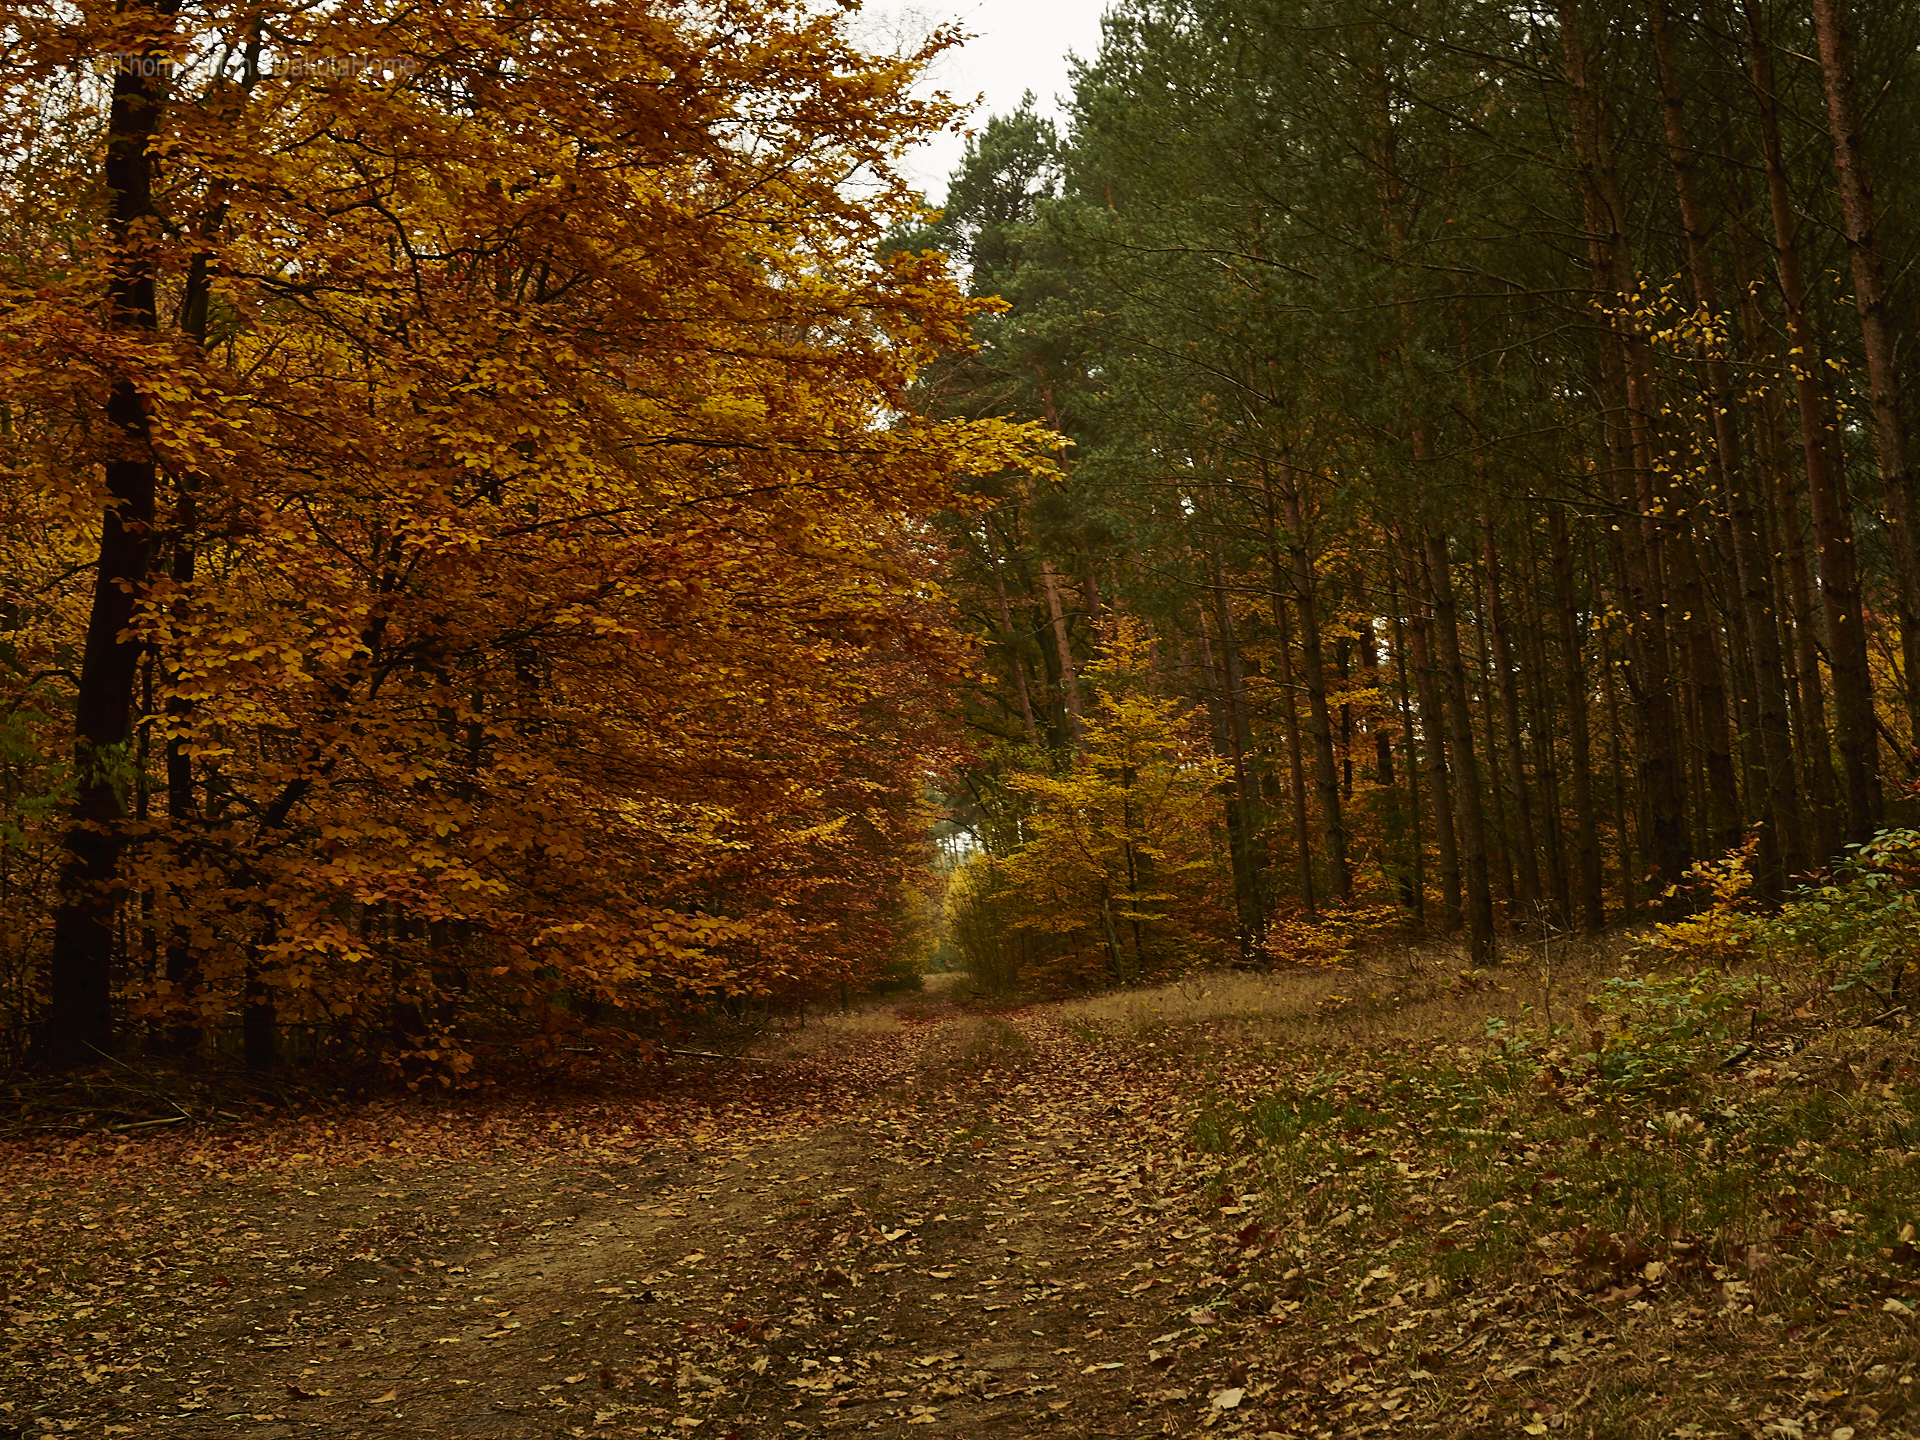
[{"left": 1168, "top": 834, "right": 1920, "bottom": 1436}]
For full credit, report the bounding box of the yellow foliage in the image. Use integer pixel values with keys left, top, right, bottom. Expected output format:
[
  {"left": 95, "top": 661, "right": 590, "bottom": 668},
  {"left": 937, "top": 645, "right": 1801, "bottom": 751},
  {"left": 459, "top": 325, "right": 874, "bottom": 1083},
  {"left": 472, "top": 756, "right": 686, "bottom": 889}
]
[
  {"left": 990, "top": 619, "right": 1232, "bottom": 990},
  {"left": 0, "top": 0, "right": 1044, "bottom": 1071},
  {"left": 1262, "top": 903, "right": 1407, "bottom": 968},
  {"left": 1638, "top": 837, "right": 1762, "bottom": 970}
]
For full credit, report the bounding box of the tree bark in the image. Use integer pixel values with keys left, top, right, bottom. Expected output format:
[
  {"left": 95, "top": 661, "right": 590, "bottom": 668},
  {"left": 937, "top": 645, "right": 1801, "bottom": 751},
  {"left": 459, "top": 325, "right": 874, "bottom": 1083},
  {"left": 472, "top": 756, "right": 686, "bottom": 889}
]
[
  {"left": 1600, "top": 612, "right": 1637, "bottom": 917},
  {"left": 1037, "top": 551, "right": 1086, "bottom": 758},
  {"left": 1810, "top": 0, "right": 1920, "bottom": 744},
  {"left": 1561, "top": 0, "right": 1693, "bottom": 893},
  {"left": 1387, "top": 584, "right": 1426, "bottom": 922},
  {"left": 1261, "top": 473, "right": 1317, "bottom": 915},
  {"left": 1734, "top": 199, "right": 1842, "bottom": 860},
  {"left": 1204, "top": 550, "right": 1263, "bottom": 951},
  {"left": 44, "top": 14, "right": 177, "bottom": 1065},
  {"left": 983, "top": 518, "right": 1042, "bottom": 748},
  {"left": 1424, "top": 529, "right": 1495, "bottom": 962},
  {"left": 1401, "top": 541, "right": 1461, "bottom": 932},
  {"left": 1270, "top": 586, "right": 1317, "bottom": 916},
  {"left": 1548, "top": 510, "right": 1604, "bottom": 929},
  {"left": 1745, "top": 0, "right": 1882, "bottom": 844},
  {"left": 1484, "top": 522, "right": 1543, "bottom": 913},
  {"left": 1651, "top": 0, "right": 1806, "bottom": 885},
  {"left": 1518, "top": 529, "right": 1571, "bottom": 927},
  {"left": 1472, "top": 562, "right": 1519, "bottom": 916},
  {"left": 1275, "top": 455, "right": 1351, "bottom": 901}
]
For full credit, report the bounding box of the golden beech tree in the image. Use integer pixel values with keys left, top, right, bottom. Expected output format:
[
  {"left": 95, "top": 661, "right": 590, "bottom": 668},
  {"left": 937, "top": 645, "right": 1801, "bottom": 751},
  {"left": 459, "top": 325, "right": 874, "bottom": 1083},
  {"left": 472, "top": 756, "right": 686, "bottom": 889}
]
[
  {"left": 998, "top": 624, "right": 1233, "bottom": 988},
  {"left": 0, "top": 0, "right": 1046, "bottom": 1067}
]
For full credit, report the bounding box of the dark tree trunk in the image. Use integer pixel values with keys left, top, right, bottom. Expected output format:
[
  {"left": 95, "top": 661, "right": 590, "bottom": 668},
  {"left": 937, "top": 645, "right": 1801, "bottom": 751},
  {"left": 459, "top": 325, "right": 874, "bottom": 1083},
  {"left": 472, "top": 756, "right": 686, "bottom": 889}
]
[
  {"left": 1484, "top": 522, "right": 1543, "bottom": 913},
  {"left": 1600, "top": 611, "right": 1637, "bottom": 917},
  {"left": 1652, "top": 0, "right": 1806, "bottom": 885},
  {"left": 1472, "top": 562, "right": 1519, "bottom": 916},
  {"left": 1811, "top": 0, "right": 1920, "bottom": 743},
  {"left": 1745, "top": 0, "right": 1882, "bottom": 845},
  {"left": 1401, "top": 541, "right": 1462, "bottom": 932},
  {"left": 984, "top": 519, "right": 1042, "bottom": 748},
  {"left": 1387, "top": 587, "right": 1426, "bottom": 922},
  {"left": 1549, "top": 510, "right": 1605, "bottom": 930},
  {"left": 1205, "top": 550, "right": 1264, "bottom": 952},
  {"left": 44, "top": 16, "right": 177, "bottom": 1065},
  {"left": 1037, "top": 550, "right": 1086, "bottom": 758},
  {"left": 1424, "top": 530, "right": 1496, "bottom": 962},
  {"left": 1276, "top": 456, "right": 1351, "bottom": 900},
  {"left": 1518, "top": 533, "right": 1572, "bottom": 927},
  {"left": 1271, "top": 588, "right": 1318, "bottom": 916},
  {"left": 1562, "top": 0, "right": 1692, "bottom": 893}
]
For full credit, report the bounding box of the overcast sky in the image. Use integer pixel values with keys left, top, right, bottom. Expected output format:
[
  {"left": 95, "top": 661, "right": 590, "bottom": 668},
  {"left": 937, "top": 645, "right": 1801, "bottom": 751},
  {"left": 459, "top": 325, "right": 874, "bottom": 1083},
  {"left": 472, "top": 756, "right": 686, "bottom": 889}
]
[{"left": 855, "top": 0, "right": 1114, "bottom": 201}]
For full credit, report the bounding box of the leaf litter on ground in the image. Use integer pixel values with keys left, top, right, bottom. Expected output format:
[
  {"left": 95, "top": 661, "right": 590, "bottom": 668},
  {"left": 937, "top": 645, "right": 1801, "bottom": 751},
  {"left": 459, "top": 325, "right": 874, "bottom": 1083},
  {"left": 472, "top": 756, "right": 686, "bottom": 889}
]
[{"left": 6, "top": 953, "right": 1920, "bottom": 1438}]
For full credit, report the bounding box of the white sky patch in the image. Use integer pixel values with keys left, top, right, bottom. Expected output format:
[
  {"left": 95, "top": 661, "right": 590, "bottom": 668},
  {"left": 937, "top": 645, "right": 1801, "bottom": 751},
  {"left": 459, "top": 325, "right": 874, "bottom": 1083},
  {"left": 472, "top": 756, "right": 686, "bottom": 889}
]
[{"left": 852, "top": 0, "right": 1113, "bottom": 202}]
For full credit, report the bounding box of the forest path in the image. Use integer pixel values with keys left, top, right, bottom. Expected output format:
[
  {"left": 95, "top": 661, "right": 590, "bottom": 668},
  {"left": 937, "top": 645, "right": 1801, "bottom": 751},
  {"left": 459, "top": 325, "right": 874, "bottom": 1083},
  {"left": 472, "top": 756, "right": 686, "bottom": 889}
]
[
  {"left": 13, "top": 968, "right": 1914, "bottom": 1440},
  {"left": 1, "top": 994, "right": 1259, "bottom": 1440}
]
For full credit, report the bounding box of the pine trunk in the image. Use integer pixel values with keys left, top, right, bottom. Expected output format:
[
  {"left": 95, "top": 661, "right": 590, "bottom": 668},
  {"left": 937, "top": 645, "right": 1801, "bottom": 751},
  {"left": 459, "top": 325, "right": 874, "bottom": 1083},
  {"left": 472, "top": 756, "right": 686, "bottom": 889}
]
[
  {"left": 1424, "top": 530, "right": 1496, "bottom": 962},
  {"left": 1037, "top": 552, "right": 1086, "bottom": 759},
  {"left": 984, "top": 519, "right": 1042, "bottom": 748},
  {"left": 1811, "top": 0, "right": 1920, "bottom": 743},
  {"left": 1402, "top": 542, "right": 1462, "bottom": 932},
  {"left": 1652, "top": 0, "right": 1807, "bottom": 884},
  {"left": 1276, "top": 456, "right": 1352, "bottom": 900},
  {"left": 1746, "top": 1, "right": 1882, "bottom": 845},
  {"left": 1549, "top": 511, "right": 1605, "bottom": 929},
  {"left": 1484, "top": 523, "right": 1543, "bottom": 913}
]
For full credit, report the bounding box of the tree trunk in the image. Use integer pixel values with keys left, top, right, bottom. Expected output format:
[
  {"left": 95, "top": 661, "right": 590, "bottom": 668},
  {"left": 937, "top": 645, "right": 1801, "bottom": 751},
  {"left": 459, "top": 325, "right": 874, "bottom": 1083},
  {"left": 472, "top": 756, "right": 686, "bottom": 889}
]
[
  {"left": 1356, "top": 611, "right": 1394, "bottom": 788},
  {"left": 1601, "top": 621, "right": 1636, "bottom": 916},
  {"left": 1519, "top": 531, "right": 1572, "bottom": 927},
  {"left": 1472, "top": 563, "right": 1519, "bottom": 916},
  {"left": 1424, "top": 530, "right": 1496, "bottom": 962},
  {"left": 1205, "top": 553, "right": 1263, "bottom": 952},
  {"left": 1745, "top": 0, "right": 1882, "bottom": 845},
  {"left": 1549, "top": 510, "right": 1605, "bottom": 930},
  {"left": 1736, "top": 214, "right": 1841, "bottom": 859},
  {"left": 1484, "top": 522, "right": 1543, "bottom": 913},
  {"left": 1671, "top": 531, "right": 1745, "bottom": 860},
  {"left": 1387, "top": 586, "right": 1426, "bottom": 922},
  {"left": 1194, "top": 600, "right": 1254, "bottom": 955},
  {"left": 1275, "top": 455, "right": 1351, "bottom": 900},
  {"left": 1561, "top": 0, "right": 1692, "bottom": 893},
  {"left": 44, "top": 20, "right": 176, "bottom": 1065},
  {"left": 1401, "top": 541, "right": 1461, "bottom": 932},
  {"left": 1652, "top": 0, "right": 1806, "bottom": 885},
  {"left": 1037, "top": 551, "right": 1086, "bottom": 759},
  {"left": 984, "top": 518, "right": 1042, "bottom": 748},
  {"left": 1810, "top": 0, "right": 1920, "bottom": 744},
  {"left": 1271, "top": 587, "right": 1318, "bottom": 916}
]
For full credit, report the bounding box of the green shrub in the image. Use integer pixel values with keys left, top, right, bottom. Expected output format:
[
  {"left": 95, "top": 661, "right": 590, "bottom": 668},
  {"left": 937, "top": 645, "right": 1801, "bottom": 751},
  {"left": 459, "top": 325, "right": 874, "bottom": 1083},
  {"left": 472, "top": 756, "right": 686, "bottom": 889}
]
[{"left": 1580, "top": 970, "right": 1770, "bottom": 1095}]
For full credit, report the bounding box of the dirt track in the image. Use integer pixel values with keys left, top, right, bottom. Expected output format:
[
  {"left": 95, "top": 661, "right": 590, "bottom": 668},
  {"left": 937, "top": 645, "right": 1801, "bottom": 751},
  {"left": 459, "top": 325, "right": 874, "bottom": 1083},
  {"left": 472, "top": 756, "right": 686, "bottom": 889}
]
[{"left": 2, "top": 1000, "right": 1248, "bottom": 1439}]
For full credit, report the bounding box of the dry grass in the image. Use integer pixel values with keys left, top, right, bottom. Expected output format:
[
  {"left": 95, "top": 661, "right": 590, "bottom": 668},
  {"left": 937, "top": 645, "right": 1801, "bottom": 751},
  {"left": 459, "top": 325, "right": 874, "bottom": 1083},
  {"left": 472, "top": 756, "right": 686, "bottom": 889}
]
[
  {"left": 1046, "top": 967, "right": 1351, "bottom": 1032},
  {"left": 1041, "top": 927, "right": 1652, "bottom": 1057},
  {"left": 754, "top": 998, "right": 906, "bottom": 1060},
  {"left": 1151, "top": 925, "right": 1920, "bottom": 1439}
]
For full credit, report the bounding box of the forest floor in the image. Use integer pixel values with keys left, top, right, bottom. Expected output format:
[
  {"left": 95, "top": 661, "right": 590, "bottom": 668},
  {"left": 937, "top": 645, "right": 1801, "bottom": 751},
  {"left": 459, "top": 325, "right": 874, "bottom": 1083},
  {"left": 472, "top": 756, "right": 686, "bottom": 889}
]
[{"left": 5, "top": 948, "right": 1920, "bottom": 1440}]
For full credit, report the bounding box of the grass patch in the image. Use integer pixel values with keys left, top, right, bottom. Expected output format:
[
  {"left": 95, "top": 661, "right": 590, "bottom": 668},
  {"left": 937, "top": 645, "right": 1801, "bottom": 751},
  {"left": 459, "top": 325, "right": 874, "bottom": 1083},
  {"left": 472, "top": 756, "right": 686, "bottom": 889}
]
[
  {"left": 915, "top": 1016, "right": 1032, "bottom": 1092},
  {"left": 1097, "top": 896, "right": 1920, "bottom": 1436}
]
